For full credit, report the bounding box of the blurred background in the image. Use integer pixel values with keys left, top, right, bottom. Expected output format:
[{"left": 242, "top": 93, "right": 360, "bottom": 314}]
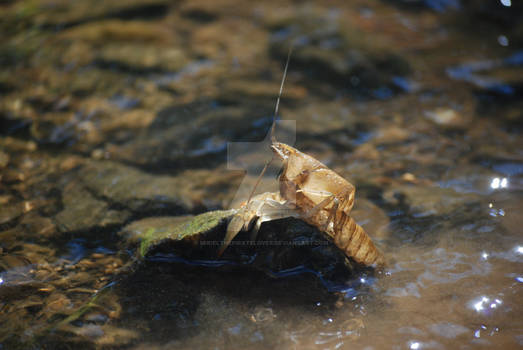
[{"left": 0, "top": 0, "right": 522, "bottom": 349}]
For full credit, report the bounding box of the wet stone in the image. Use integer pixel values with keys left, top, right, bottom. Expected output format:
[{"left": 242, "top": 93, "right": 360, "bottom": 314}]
[
  {"left": 85, "top": 312, "right": 109, "bottom": 324},
  {"left": 34, "top": 0, "right": 171, "bottom": 28},
  {"left": 96, "top": 44, "right": 188, "bottom": 73},
  {"left": 75, "top": 324, "right": 105, "bottom": 340},
  {"left": 60, "top": 20, "right": 176, "bottom": 46},
  {"left": 351, "top": 198, "right": 390, "bottom": 241},
  {"left": 373, "top": 126, "right": 411, "bottom": 145},
  {"left": 68, "top": 324, "right": 139, "bottom": 346},
  {"left": 43, "top": 292, "right": 72, "bottom": 313},
  {"left": 383, "top": 184, "right": 482, "bottom": 218},
  {"left": 77, "top": 160, "right": 207, "bottom": 214},
  {"left": 0, "top": 202, "right": 23, "bottom": 225},
  {"left": 0, "top": 137, "right": 37, "bottom": 153},
  {"left": 424, "top": 108, "right": 471, "bottom": 130},
  {"left": 54, "top": 181, "right": 131, "bottom": 233},
  {"left": 268, "top": 7, "right": 410, "bottom": 93},
  {"left": 119, "top": 211, "right": 235, "bottom": 258},
  {"left": 104, "top": 98, "right": 273, "bottom": 168},
  {"left": 18, "top": 212, "right": 56, "bottom": 238},
  {"left": 29, "top": 113, "right": 75, "bottom": 144},
  {"left": 0, "top": 150, "right": 8, "bottom": 168}
]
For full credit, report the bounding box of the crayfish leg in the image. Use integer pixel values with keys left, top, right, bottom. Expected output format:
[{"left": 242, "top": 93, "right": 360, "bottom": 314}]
[
  {"left": 217, "top": 215, "right": 245, "bottom": 257},
  {"left": 250, "top": 218, "right": 264, "bottom": 242}
]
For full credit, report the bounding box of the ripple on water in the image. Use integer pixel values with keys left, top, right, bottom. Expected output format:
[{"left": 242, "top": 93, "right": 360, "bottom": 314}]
[
  {"left": 428, "top": 322, "right": 469, "bottom": 339},
  {"left": 387, "top": 246, "right": 491, "bottom": 288}
]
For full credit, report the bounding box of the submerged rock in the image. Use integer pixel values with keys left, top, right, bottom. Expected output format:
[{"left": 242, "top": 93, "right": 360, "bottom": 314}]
[
  {"left": 52, "top": 159, "right": 232, "bottom": 234},
  {"left": 34, "top": 0, "right": 171, "bottom": 28},
  {"left": 60, "top": 20, "right": 175, "bottom": 45},
  {"left": 78, "top": 160, "right": 206, "bottom": 214},
  {"left": 96, "top": 44, "right": 188, "bottom": 73},
  {"left": 383, "top": 184, "right": 481, "bottom": 218},
  {"left": 268, "top": 7, "right": 410, "bottom": 94},
  {"left": 54, "top": 181, "right": 131, "bottom": 233},
  {"left": 0, "top": 201, "right": 23, "bottom": 226},
  {"left": 105, "top": 98, "right": 273, "bottom": 168},
  {"left": 0, "top": 150, "right": 8, "bottom": 168},
  {"left": 424, "top": 108, "right": 471, "bottom": 130}
]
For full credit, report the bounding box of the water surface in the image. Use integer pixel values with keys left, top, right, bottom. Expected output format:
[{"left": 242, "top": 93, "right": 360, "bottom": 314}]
[{"left": 0, "top": 0, "right": 522, "bottom": 349}]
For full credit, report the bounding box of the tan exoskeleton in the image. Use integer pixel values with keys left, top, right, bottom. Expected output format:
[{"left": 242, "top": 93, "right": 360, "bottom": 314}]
[
  {"left": 217, "top": 192, "right": 299, "bottom": 257},
  {"left": 271, "top": 142, "right": 384, "bottom": 266},
  {"left": 219, "top": 48, "right": 384, "bottom": 267}
]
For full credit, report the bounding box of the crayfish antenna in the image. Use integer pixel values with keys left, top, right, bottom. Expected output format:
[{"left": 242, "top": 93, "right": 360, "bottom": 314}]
[
  {"left": 270, "top": 44, "right": 293, "bottom": 144},
  {"left": 220, "top": 45, "right": 294, "bottom": 258},
  {"left": 246, "top": 45, "right": 293, "bottom": 205}
]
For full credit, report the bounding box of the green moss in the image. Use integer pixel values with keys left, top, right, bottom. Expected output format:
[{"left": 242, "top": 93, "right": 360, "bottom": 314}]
[{"left": 138, "top": 210, "right": 235, "bottom": 258}]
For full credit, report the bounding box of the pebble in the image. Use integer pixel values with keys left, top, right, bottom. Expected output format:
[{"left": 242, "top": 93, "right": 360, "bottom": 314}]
[{"left": 0, "top": 151, "right": 9, "bottom": 168}]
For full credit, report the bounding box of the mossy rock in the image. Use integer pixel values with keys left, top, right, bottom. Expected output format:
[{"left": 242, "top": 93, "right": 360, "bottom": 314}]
[
  {"left": 119, "top": 210, "right": 236, "bottom": 259},
  {"left": 119, "top": 209, "right": 365, "bottom": 282}
]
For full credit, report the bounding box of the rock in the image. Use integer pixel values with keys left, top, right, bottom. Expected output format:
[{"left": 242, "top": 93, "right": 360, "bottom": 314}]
[
  {"left": 268, "top": 6, "right": 410, "bottom": 94},
  {"left": 190, "top": 17, "right": 268, "bottom": 62},
  {"left": 120, "top": 209, "right": 370, "bottom": 282},
  {"left": 424, "top": 108, "right": 471, "bottom": 129},
  {"left": 352, "top": 198, "right": 390, "bottom": 241},
  {"left": 34, "top": 0, "right": 171, "bottom": 28},
  {"left": 0, "top": 137, "right": 37, "bottom": 153},
  {"left": 85, "top": 312, "right": 108, "bottom": 324},
  {"left": 60, "top": 20, "right": 174, "bottom": 45},
  {"left": 30, "top": 113, "right": 76, "bottom": 144},
  {"left": 77, "top": 160, "right": 211, "bottom": 214},
  {"left": 119, "top": 210, "right": 235, "bottom": 258},
  {"left": 0, "top": 202, "right": 23, "bottom": 225},
  {"left": 0, "top": 150, "right": 9, "bottom": 168},
  {"left": 18, "top": 212, "right": 56, "bottom": 238},
  {"left": 373, "top": 126, "right": 411, "bottom": 145},
  {"left": 61, "top": 67, "right": 128, "bottom": 97},
  {"left": 52, "top": 156, "right": 242, "bottom": 234},
  {"left": 352, "top": 143, "right": 380, "bottom": 161},
  {"left": 54, "top": 181, "right": 131, "bottom": 233},
  {"left": 104, "top": 98, "right": 271, "bottom": 168},
  {"left": 75, "top": 324, "right": 105, "bottom": 340},
  {"left": 88, "top": 325, "right": 139, "bottom": 346},
  {"left": 383, "top": 184, "right": 481, "bottom": 218},
  {"left": 99, "top": 109, "right": 156, "bottom": 131},
  {"left": 96, "top": 44, "right": 187, "bottom": 73},
  {"left": 43, "top": 292, "right": 72, "bottom": 313}
]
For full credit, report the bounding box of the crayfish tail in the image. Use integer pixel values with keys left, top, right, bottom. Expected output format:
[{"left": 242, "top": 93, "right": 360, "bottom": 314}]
[{"left": 333, "top": 215, "right": 385, "bottom": 267}]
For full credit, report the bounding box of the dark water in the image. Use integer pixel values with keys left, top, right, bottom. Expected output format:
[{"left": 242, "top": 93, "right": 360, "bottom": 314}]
[{"left": 1, "top": 0, "right": 522, "bottom": 349}]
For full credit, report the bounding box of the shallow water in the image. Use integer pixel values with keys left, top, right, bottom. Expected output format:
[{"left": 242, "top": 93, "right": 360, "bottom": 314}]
[{"left": 0, "top": 0, "right": 522, "bottom": 349}]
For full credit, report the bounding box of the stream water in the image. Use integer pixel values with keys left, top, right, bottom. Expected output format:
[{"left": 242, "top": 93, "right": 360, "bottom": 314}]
[{"left": 0, "top": 0, "right": 522, "bottom": 349}]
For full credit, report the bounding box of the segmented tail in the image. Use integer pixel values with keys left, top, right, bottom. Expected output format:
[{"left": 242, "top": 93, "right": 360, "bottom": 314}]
[{"left": 333, "top": 214, "right": 385, "bottom": 266}]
